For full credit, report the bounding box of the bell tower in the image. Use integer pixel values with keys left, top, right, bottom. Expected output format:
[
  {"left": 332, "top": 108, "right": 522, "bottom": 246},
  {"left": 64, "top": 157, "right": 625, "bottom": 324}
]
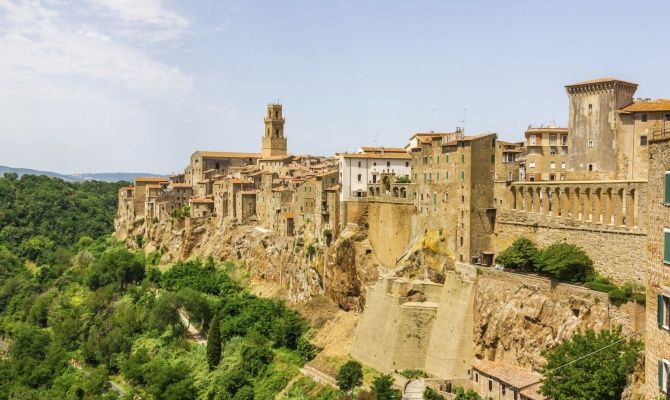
[{"left": 262, "top": 103, "right": 287, "bottom": 158}]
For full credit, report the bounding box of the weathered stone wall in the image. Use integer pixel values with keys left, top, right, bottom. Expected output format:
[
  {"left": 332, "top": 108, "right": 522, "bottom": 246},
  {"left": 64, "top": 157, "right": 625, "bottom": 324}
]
[
  {"left": 475, "top": 268, "right": 645, "bottom": 369},
  {"left": 494, "top": 209, "right": 646, "bottom": 284},
  {"left": 643, "top": 136, "right": 670, "bottom": 399},
  {"left": 367, "top": 200, "right": 414, "bottom": 267}
]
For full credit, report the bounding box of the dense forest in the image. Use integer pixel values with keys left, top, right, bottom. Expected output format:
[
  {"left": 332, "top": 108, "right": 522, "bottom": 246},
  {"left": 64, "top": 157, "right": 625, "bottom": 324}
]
[{"left": 0, "top": 173, "right": 316, "bottom": 399}]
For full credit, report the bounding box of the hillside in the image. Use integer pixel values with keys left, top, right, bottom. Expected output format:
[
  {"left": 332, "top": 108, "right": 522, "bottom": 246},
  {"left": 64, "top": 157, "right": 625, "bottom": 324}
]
[{"left": 0, "top": 165, "right": 162, "bottom": 183}]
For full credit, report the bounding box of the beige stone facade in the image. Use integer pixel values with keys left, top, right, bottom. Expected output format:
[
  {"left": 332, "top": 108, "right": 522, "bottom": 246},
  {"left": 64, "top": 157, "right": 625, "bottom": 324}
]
[
  {"left": 521, "top": 127, "right": 568, "bottom": 182},
  {"left": 644, "top": 134, "right": 670, "bottom": 398},
  {"left": 410, "top": 133, "right": 497, "bottom": 264}
]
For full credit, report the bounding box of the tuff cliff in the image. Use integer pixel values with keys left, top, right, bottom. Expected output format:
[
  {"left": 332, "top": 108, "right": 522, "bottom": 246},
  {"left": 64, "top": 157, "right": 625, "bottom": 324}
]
[{"left": 118, "top": 217, "right": 382, "bottom": 311}]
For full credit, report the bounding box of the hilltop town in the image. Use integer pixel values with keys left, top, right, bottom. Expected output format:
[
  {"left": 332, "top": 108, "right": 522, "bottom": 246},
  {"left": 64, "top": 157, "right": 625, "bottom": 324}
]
[{"left": 115, "top": 77, "right": 670, "bottom": 399}]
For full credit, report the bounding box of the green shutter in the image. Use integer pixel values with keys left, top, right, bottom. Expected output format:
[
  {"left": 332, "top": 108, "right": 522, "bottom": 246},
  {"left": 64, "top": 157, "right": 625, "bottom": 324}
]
[
  {"left": 446, "top": 172, "right": 449, "bottom": 180},
  {"left": 446, "top": 155, "right": 449, "bottom": 163},
  {"left": 665, "top": 232, "right": 670, "bottom": 263},
  {"left": 665, "top": 173, "right": 670, "bottom": 204},
  {"left": 461, "top": 154, "right": 465, "bottom": 163},
  {"left": 659, "top": 360, "right": 664, "bottom": 390},
  {"left": 659, "top": 295, "right": 665, "bottom": 326}
]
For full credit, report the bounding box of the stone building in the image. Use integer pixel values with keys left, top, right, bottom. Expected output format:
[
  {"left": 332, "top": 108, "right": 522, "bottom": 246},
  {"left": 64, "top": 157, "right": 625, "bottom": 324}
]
[
  {"left": 187, "top": 151, "right": 260, "bottom": 197},
  {"left": 132, "top": 177, "right": 169, "bottom": 217},
  {"left": 338, "top": 147, "right": 411, "bottom": 200},
  {"left": 644, "top": 133, "right": 670, "bottom": 398},
  {"left": 521, "top": 126, "right": 568, "bottom": 182},
  {"left": 189, "top": 197, "right": 214, "bottom": 218},
  {"left": 261, "top": 103, "right": 287, "bottom": 158},
  {"left": 470, "top": 360, "right": 545, "bottom": 400},
  {"left": 564, "top": 78, "right": 666, "bottom": 181},
  {"left": 410, "top": 133, "right": 497, "bottom": 265},
  {"left": 495, "top": 140, "right": 524, "bottom": 182}
]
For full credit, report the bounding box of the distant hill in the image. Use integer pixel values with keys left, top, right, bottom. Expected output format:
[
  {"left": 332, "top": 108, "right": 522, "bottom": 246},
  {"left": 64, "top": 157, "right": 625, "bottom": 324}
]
[{"left": 0, "top": 165, "right": 163, "bottom": 183}]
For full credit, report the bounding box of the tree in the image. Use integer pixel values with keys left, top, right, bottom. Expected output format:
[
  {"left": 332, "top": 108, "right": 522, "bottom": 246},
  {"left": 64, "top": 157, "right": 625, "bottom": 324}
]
[
  {"left": 423, "top": 386, "right": 444, "bottom": 400},
  {"left": 452, "top": 386, "right": 482, "bottom": 400},
  {"left": 494, "top": 237, "right": 538, "bottom": 271},
  {"left": 85, "top": 247, "right": 144, "bottom": 289},
  {"left": 371, "top": 374, "right": 401, "bottom": 400},
  {"left": 207, "top": 314, "right": 222, "bottom": 370},
  {"left": 336, "top": 360, "right": 363, "bottom": 395},
  {"left": 540, "top": 328, "right": 641, "bottom": 400},
  {"left": 534, "top": 242, "right": 594, "bottom": 282}
]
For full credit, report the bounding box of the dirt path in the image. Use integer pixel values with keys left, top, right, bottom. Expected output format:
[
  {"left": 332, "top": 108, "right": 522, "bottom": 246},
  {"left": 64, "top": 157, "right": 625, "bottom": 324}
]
[
  {"left": 299, "top": 365, "right": 338, "bottom": 388},
  {"left": 178, "top": 310, "right": 207, "bottom": 345}
]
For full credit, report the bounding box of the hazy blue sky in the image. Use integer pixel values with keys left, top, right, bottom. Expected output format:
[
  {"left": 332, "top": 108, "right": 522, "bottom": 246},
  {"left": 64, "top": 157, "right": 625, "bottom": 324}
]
[{"left": 2, "top": 0, "right": 670, "bottom": 174}]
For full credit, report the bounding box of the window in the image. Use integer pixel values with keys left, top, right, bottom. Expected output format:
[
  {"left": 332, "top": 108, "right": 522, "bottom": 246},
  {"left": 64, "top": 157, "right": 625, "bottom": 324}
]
[
  {"left": 357, "top": 174, "right": 362, "bottom": 182},
  {"left": 460, "top": 171, "right": 465, "bottom": 180},
  {"left": 529, "top": 162, "right": 536, "bottom": 169},
  {"left": 666, "top": 114, "right": 670, "bottom": 122},
  {"left": 562, "top": 135, "right": 568, "bottom": 145},
  {"left": 528, "top": 148, "right": 536, "bottom": 155},
  {"left": 549, "top": 134, "right": 557, "bottom": 144},
  {"left": 501, "top": 384, "right": 506, "bottom": 396},
  {"left": 358, "top": 161, "right": 361, "bottom": 168},
  {"left": 491, "top": 154, "right": 495, "bottom": 164},
  {"left": 561, "top": 161, "right": 566, "bottom": 169},
  {"left": 664, "top": 228, "right": 670, "bottom": 264},
  {"left": 549, "top": 174, "right": 556, "bottom": 181},
  {"left": 444, "top": 193, "right": 448, "bottom": 202},
  {"left": 373, "top": 162, "right": 377, "bottom": 166},
  {"left": 660, "top": 359, "right": 670, "bottom": 394},
  {"left": 550, "top": 147, "right": 557, "bottom": 155},
  {"left": 405, "top": 161, "right": 409, "bottom": 167},
  {"left": 588, "top": 164, "right": 594, "bottom": 172},
  {"left": 642, "top": 113, "right": 648, "bottom": 122},
  {"left": 387, "top": 161, "right": 391, "bottom": 167},
  {"left": 658, "top": 294, "right": 670, "bottom": 330},
  {"left": 445, "top": 172, "right": 449, "bottom": 180},
  {"left": 641, "top": 136, "right": 648, "bottom": 146},
  {"left": 372, "top": 175, "right": 377, "bottom": 183},
  {"left": 475, "top": 372, "right": 479, "bottom": 383},
  {"left": 550, "top": 161, "right": 556, "bottom": 169},
  {"left": 588, "top": 103, "right": 592, "bottom": 112},
  {"left": 588, "top": 140, "right": 594, "bottom": 148},
  {"left": 665, "top": 172, "right": 670, "bottom": 205},
  {"left": 461, "top": 154, "right": 465, "bottom": 163},
  {"left": 529, "top": 134, "right": 536, "bottom": 145},
  {"left": 445, "top": 155, "right": 449, "bottom": 163},
  {"left": 436, "top": 156, "right": 439, "bottom": 164},
  {"left": 435, "top": 173, "right": 439, "bottom": 181},
  {"left": 423, "top": 157, "right": 428, "bottom": 165},
  {"left": 488, "top": 379, "right": 493, "bottom": 391}
]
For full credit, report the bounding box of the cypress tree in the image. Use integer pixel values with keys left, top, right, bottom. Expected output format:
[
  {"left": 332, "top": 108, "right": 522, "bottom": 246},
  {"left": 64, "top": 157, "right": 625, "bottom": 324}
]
[{"left": 207, "top": 314, "right": 222, "bottom": 370}]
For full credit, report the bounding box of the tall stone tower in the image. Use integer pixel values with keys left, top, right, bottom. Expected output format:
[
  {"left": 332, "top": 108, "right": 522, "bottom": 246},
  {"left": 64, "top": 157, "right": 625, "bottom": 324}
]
[
  {"left": 261, "top": 103, "right": 287, "bottom": 158},
  {"left": 565, "top": 78, "right": 637, "bottom": 180}
]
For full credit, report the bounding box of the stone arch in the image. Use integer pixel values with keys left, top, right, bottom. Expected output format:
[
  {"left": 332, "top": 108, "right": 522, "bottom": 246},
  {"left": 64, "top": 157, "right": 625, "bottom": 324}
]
[{"left": 393, "top": 186, "right": 399, "bottom": 197}]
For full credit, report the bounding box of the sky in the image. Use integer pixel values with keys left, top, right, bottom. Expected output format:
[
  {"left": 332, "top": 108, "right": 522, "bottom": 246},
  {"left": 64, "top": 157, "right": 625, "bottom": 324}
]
[{"left": 2, "top": 0, "right": 670, "bottom": 175}]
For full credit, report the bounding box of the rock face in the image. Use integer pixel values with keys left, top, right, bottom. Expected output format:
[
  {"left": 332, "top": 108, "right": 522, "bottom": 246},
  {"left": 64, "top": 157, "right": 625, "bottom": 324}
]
[
  {"left": 121, "top": 217, "right": 381, "bottom": 311},
  {"left": 474, "top": 268, "right": 645, "bottom": 369}
]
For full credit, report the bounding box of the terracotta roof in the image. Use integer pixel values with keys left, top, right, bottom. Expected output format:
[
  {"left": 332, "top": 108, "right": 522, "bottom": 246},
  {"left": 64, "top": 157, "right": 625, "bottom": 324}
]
[
  {"left": 169, "top": 183, "right": 192, "bottom": 189},
  {"left": 145, "top": 184, "right": 161, "bottom": 189},
  {"left": 565, "top": 77, "right": 637, "bottom": 87},
  {"left": 359, "top": 146, "right": 408, "bottom": 154},
  {"left": 621, "top": 99, "right": 670, "bottom": 113},
  {"left": 230, "top": 178, "right": 253, "bottom": 184},
  {"left": 195, "top": 151, "right": 261, "bottom": 159},
  {"left": 260, "top": 155, "right": 293, "bottom": 161},
  {"left": 472, "top": 360, "right": 545, "bottom": 400},
  {"left": 190, "top": 197, "right": 214, "bottom": 204},
  {"left": 525, "top": 127, "right": 568, "bottom": 133},
  {"left": 339, "top": 152, "right": 411, "bottom": 160},
  {"left": 239, "top": 190, "right": 259, "bottom": 195},
  {"left": 134, "top": 177, "right": 169, "bottom": 183}
]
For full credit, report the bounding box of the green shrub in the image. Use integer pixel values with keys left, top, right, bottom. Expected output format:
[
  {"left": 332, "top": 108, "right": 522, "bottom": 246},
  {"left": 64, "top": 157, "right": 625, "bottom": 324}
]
[
  {"left": 534, "top": 242, "right": 594, "bottom": 282},
  {"left": 584, "top": 281, "right": 617, "bottom": 293},
  {"left": 423, "top": 386, "right": 444, "bottom": 400},
  {"left": 608, "top": 288, "right": 628, "bottom": 306},
  {"left": 399, "top": 369, "right": 428, "bottom": 379},
  {"left": 336, "top": 360, "right": 363, "bottom": 394},
  {"left": 495, "top": 237, "right": 538, "bottom": 271}
]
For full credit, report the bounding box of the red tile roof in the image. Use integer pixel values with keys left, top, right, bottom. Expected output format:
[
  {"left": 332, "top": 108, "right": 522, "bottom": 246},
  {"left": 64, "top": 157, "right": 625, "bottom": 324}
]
[{"left": 621, "top": 99, "right": 670, "bottom": 113}]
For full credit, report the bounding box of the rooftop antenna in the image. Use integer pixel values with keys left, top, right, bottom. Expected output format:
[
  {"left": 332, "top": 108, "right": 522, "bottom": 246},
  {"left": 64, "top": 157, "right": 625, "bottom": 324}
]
[{"left": 458, "top": 108, "right": 467, "bottom": 136}]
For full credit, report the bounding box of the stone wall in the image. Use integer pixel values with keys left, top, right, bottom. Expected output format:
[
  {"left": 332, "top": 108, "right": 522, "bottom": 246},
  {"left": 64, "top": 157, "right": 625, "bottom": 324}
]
[
  {"left": 367, "top": 200, "right": 414, "bottom": 267},
  {"left": 494, "top": 180, "right": 648, "bottom": 284},
  {"left": 643, "top": 136, "right": 670, "bottom": 398}
]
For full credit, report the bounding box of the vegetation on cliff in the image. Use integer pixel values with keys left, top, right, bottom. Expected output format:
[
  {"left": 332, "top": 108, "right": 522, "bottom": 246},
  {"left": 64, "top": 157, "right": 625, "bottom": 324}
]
[{"left": 0, "top": 174, "right": 315, "bottom": 399}]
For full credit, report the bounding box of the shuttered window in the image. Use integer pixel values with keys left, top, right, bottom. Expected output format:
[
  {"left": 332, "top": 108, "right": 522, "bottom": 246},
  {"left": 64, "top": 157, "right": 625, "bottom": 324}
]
[
  {"left": 660, "top": 295, "right": 670, "bottom": 330},
  {"left": 660, "top": 360, "right": 670, "bottom": 393},
  {"left": 665, "top": 229, "right": 670, "bottom": 264},
  {"left": 665, "top": 172, "right": 670, "bottom": 205}
]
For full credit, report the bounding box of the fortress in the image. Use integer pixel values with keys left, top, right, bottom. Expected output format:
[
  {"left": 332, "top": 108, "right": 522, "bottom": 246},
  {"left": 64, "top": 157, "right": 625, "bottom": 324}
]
[{"left": 115, "top": 78, "right": 670, "bottom": 399}]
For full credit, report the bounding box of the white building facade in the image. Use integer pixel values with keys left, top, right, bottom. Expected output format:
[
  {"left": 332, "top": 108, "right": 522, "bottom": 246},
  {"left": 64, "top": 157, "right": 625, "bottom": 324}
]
[{"left": 338, "top": 148, "right": 411, "bottom": 200}]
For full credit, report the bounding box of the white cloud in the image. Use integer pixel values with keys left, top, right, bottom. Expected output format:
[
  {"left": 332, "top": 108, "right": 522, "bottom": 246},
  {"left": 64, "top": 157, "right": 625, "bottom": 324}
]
[
  {"left": 85, "top": 0, "right": 189, "bottom": 42},
  {"left": 0, "top": 0, "right": 192, "bottom": 96}
]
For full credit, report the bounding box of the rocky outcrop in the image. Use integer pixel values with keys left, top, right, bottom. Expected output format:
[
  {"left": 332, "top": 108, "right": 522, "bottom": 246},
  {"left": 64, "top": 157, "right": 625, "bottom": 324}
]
[
  {"left": 474, "top": 268, "right": 645, "bottom": 369},
  {"left": 120, "top": 217, "right": 382, "bottom": 311}
]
